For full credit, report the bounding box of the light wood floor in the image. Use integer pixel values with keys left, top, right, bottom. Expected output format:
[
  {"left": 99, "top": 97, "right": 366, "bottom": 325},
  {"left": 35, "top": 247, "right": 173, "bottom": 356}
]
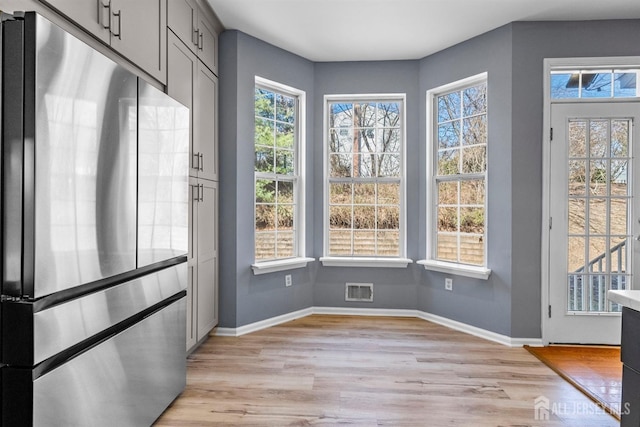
[{"left": 155, "top": 315, "right": 618, "bottom": 426}]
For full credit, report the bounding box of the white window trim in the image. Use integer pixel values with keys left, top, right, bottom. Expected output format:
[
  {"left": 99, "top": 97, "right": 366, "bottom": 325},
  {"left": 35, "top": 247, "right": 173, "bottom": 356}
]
[
  {"left": 322, "top": 93, "right": 408, "bottom": 264},
  {"left": 251, "top": 257, "right": 315, "bottom": 275},
  {"left": 320, "top": 256, "right": 412, "bottom": 268},
  {"left": 253, "top": 76, "right": 307, "bottom": 269},
  {"left": 420, "top": 72, "right": 490, "bottom": 278}
]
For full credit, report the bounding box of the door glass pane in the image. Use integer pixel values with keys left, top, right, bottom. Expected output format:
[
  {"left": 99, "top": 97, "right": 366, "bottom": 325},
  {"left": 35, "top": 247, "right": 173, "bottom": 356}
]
[{"left": 566, "top": 118, "right": 632, "bottom": 313}]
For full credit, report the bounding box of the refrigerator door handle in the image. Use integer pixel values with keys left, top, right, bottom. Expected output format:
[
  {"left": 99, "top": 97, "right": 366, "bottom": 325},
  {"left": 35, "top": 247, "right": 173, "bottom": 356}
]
[
  {"left": 193, "top": 152, "right": 200, "bottom": 171},
  {"left": 199, "top": 184, "right": 204, "bottom": 202},
  {"left": 199, "top": 153, "right": 204, "bottom": 171}
]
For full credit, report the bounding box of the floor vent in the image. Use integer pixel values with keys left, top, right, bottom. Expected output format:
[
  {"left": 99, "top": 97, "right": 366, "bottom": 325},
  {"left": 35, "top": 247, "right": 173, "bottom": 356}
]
[{"left": 345, "top": 283, "right": 373, "bottom": 302}]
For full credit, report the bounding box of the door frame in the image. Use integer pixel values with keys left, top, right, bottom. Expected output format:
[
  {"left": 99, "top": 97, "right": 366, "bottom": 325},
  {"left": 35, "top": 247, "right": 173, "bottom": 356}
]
[{"left": 541, "top": 56, "right": 640, "bottom": 345}]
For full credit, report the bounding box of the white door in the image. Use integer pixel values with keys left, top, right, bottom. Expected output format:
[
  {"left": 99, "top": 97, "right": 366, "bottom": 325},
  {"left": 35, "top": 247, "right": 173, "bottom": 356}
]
[{"left": 548, "top": 102, "right": 640, "bottom": 344}]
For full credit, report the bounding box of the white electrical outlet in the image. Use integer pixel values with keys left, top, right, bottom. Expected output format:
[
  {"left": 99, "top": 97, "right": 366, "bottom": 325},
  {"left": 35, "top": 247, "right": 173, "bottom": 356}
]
[
  {"left": 445, "top": 278, "right": 453, "bottom": 291},
  {"left": 285, "top": 274, "right": 292, "bottom": 287}
]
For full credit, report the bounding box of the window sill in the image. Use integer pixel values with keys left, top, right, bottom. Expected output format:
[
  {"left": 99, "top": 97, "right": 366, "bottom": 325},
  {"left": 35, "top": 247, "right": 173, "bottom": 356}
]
[
  {"left": 320, "top": 257, "right": 413, "bottom": 268},
  {"left": 251, "top": 257, "right": 315, "bottom": 275},
  {"left": 417, "top": 259, "right": 491, "bottom": 280}
]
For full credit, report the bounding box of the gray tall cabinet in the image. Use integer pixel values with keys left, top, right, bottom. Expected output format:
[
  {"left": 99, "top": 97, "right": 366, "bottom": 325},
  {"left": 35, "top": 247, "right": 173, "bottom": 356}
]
[
  {"left": 167, "top": 0, "right": 221, "bottom": 352},
  {"left": 3, "top": 0, "right": 222, "bottom": 353}
]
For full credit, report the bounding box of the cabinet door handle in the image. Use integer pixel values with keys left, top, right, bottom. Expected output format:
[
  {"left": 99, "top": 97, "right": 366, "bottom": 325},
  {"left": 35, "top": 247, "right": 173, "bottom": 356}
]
[
  {"left": 112, "top": 9, "right": 122, "bottom": 39},
  {"left": 199, "top": 184, "right": 204, "bottom": 202},
  {"left": 193, "top": 152, "right": 200, "bottom": 171},
  {"left": 192, "top": 184, "right": 199, "bottom": 202},
  {"left": 99, "top": 1, "right": 111, "bottom": 29},
  {"left": 199, "top": 32, "right": 204, "bottom": 51},
  {"left": 194, "top": 28, "right": 200, "bottom": 48},
  {"left": 199, "top": 153, "right": 204, "bottom": 171}
]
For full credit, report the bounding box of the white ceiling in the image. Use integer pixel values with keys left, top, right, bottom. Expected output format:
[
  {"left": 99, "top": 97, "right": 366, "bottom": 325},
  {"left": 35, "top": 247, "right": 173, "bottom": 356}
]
[{"left": 206, "top": 0, "right": 640, "bottom": 62}]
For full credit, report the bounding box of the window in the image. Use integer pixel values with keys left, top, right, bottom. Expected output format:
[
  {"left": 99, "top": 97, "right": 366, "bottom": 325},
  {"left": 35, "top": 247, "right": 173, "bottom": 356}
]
[
  {"left": 424, "top": 74, "right": 489, "bottom": 277},
  {"left": 254, "top": 78, "right": 304, "bottom": 264},
  {"left": 550, "top": 69, "right": 639, "bottom": 99},
  {"left": 324, "top": 95, "right": 406, "bottom": 262}
]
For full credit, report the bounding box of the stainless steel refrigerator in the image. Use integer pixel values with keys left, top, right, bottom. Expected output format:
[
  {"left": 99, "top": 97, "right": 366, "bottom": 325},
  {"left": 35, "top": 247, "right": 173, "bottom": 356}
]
[{"left": 1, "top": 11, "right": 189, "bottom": 426}]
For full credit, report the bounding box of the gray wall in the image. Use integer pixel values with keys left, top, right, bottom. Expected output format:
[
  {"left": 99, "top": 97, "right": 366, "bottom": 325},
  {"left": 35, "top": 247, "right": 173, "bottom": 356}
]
[
  {"left": 218, "top": 31, "right": 315, "bottom": 327},
  {"left": 218, "top": 20, "right": 640, "bottom": 337},
  {"left": 312, "top": 61, "right": 421, "bottom": 310}
]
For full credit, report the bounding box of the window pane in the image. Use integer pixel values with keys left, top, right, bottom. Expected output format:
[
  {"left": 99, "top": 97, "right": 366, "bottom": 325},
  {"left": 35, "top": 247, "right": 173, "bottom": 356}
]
[
  {"left": 354, "top": 183, "right": 375, "bottom": 204},
  {"left": 255, "top": 204, "right": 275, "bottom": 230},
  {"left": 437, "top": 92, "right": 460, "bottom": 122},
  {"left": 582, "top": 73, "right": 612, "bottom": 98},
  {"left": 330, "top": 182, "right": 352, "bottom": 204},
  {"left": 568, "top": 160, "right": 586, "bottom": 196},
  {"left": 568, "top": 120, "right": 587, "bottom": 158},
  {"left": 438, "top": 181, "right": 458, "bottom": 206},
  {"left": 256, "top": 179, "right": 275, "bottom": 203},
  {"left": 330, "top": 206, "right": 352, "bottom": 229},
  {"left": 460, "top": 207, "right": 484, "bottom": 233},
  {"left": 438, "top": 122, "right": 460, "bottom": 149},
  {"left": 255, "top": 88, "right": 274, "bottom": 119},
  {"left": 277, "top": 180, "right": 294, "bottom": 203},
  {"left": 377, "top": 206, "right": 399, "bottom": 229},
  {"left": 611, "top": 160, "right": 628, "bottom": 186},
  {"left": 377, "top": 102, "right": 400, "bottom": 127},
  {"left": 329, "top": 153, "right": 352, "bottom": 177},
  {"left": 438, "top": 149, "right": 459, "bottom": 175},
  {"left": 276, "top": 93, "right": 295, "bottom": 123},
  {"left": 437, "top": 233, "right": 457, "bottom": 262},
  {"left": 255, "top": 117, "right": 274, "bottom": 146},
  {"left": 611, "top": 120, "right": 629, "bottom": 157},
  {"left": 463, "top": 84, "right": 487, "bottom": 116},
  {"left": 438, "top": 207, "right": 457, "bottom": 232},
  {"left": 276, "top": 231, "right": 294, "bottom": 257},
  {"left": 353, "top": 206, "right": 375, "bottom": 229},
  {"left": 461, "top": 145, "right": 486, "bottom": 173},
  {"left": 568, "top": 198, "right": 585, "bottom": 234},
  {"left": 378, "top": 153, "right": 400, "bottom": 177},
  {"left": 614, "top": 73, "right": 637, "bottom": 98},
  {"left": 377, "top": 231, "right": 399, "bottom": 256},
  {"left": 550, "top": 73, "right": 578, "bottom": 99},
  {"left": 330, "top": 103, "right": 353, "bottom": 128},
  {"left": 590, "top": 120, "right": 608, "bottom": 158},
  {"left": 460, "top": 234, "right": 484, "bottom": 265},
  {"left": 255, "top": 145, "right": 274, "bottom": 173},
  {"left": 277, "top": 205, "right": 294, "bottom": 230},
  {"left": 378, "top": 183, "right": 400, "bottom": 205},
  {"left": 379, "top": 129, "right": 401, "bottom": 153},
  {"left": 460, "top": 180, "right": 484, "bottom": 205},
  {"left": 255, "top": 232, "right": 276, "bottom": 260},
  {"left": 610, "top": 198, "right": 628, "bottom": 236},
  {"left": 353, "top": 231, "right": 375, "bottom": 255},
  {"left": 330, "top": 128, "right": 352, "bottom": 153},
  {"left": 329, "top": 230, "right": 352, "bottom": 255},
  {"left": 463, "top": 115, "right": 487, "bottom": 146},
  {"left": 276, "top": 123, "right": 295, "bottom": 149},
  {"left": 276, "top": 148, "right": 294, "bottom": 175}
]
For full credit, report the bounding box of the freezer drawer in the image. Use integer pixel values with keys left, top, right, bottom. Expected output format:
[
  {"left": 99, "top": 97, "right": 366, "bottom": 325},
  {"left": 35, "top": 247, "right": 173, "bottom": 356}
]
[
  {"left": 2, "top": 261, "right": 187, "bottom": 366},
  {"left": 2, "top": 294, "right": 186, "bottom": 426}
]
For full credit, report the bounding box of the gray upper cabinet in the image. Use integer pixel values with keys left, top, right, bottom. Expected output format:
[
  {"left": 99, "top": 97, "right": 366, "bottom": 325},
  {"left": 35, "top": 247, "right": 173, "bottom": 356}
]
[
  {"left": 38, "top": 0, "right": 167, "bottom": 84},
  {"left": 168, "top": 0, "right": 219, "bottom": 75},
  {"left": 109, "top": 0, "right": 166, "bottom": 83},
  {"left": 39, "top": 0, "right": 110, "bottom": 43},
  {"left": 194, "top": 64, "right": 218, "bottom": 181}
]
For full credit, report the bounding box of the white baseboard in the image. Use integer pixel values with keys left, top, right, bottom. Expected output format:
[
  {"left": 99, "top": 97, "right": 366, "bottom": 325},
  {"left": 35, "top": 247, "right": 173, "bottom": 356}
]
[
  {"left": 214, "top": 306, "right": 542, "bottom": 347},
  {"left": 215, "top": 307, "right": 313, "bottom": 337}
]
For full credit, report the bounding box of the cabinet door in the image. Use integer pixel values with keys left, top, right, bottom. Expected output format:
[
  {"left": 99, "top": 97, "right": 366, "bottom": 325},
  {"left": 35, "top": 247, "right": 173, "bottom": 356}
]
[
  {"left": 109, "top": 0, "right": 166, "bottom": 83},
  {"left": 38, "top": 0, "right": 110, "bottom": 43},
  {"left": 167, "top": 33, "right": 200, "bottom": 178},
  {"left": 196, "top": 6, "right": 218, "bottom": 75},
  {"left": 186, "top": 178, "right": 199, "bottom": 350},
  {"left": 167, "top": 0, "right": 198, "bottom": 53},
  {"left": 196, "top": 180, "right": 218, "bottom": 340},
  {"left": 194, "top": 62, "right": 218, "bottom": 181}
]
